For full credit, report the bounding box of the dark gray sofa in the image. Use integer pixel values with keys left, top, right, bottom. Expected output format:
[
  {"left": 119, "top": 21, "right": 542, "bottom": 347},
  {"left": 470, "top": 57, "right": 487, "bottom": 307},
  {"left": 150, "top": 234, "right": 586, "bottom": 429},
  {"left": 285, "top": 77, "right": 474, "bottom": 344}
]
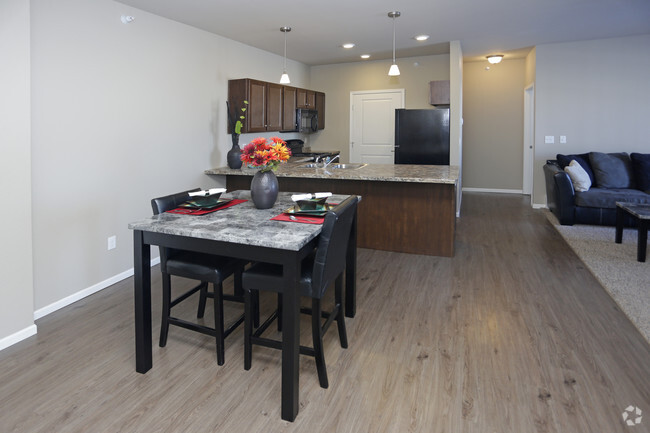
[{"left": 544, "top": 152, "right": 650, "bottom": 226}]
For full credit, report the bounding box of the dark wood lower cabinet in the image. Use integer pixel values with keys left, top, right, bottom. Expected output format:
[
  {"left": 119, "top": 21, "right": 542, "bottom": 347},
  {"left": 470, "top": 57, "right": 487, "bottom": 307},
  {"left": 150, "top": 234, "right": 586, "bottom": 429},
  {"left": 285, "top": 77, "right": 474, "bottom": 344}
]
[{"left": 226, "top": 175, "right": 455, "bottom": 257}]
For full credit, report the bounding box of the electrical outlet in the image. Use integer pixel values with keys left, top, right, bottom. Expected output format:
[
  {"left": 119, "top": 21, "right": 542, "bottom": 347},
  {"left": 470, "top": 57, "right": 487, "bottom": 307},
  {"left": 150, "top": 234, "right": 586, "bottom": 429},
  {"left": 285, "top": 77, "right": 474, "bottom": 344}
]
[
  {"left": 107, "top": 235, "right": 117, "bottom": 250},
  {"left": 560, "top": 135, "right": 567, "bottom": 144},
  {"left": 545, "top": 136, "right": 555, "bottom": 144}
]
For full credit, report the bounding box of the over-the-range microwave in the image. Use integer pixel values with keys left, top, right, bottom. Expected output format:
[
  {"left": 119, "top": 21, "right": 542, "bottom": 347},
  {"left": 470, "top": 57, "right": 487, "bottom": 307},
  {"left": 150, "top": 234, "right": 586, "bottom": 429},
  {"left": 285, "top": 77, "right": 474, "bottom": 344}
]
[{"left": 296, "top": 108, "right": 318, "bottom": 133}]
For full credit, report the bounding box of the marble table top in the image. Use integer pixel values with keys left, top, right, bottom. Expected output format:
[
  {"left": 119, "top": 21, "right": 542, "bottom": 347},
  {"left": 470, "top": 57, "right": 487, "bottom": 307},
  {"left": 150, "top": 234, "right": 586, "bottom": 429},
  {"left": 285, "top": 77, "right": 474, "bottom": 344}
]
[
  {"left": 617, "top": 202, "right": 650, "bottom": 220},
  {"left": 205, "top": 162, "right": 459, "bottom": 185},
  {"left": 128, "top": 191, "right": 352, "bottom": 251}
]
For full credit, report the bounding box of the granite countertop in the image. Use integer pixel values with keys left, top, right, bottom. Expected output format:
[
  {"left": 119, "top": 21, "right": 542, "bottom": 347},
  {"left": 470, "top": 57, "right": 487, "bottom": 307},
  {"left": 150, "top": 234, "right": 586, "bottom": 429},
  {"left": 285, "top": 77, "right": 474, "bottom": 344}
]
[
  {"left": 128, "top": 191, "right": 352, "bottom": 251},
  {"left": 205, "top": 162, "right": 459, "bottom": 185}
]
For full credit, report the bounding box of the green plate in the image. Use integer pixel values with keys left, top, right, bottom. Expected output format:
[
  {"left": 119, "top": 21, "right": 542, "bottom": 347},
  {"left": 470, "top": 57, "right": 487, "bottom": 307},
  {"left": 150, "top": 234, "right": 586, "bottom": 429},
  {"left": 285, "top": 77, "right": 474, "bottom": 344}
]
[
  {"left": 179, "top": 197, "right": 231, "bottom": 210},
  {"left": 296, "top": 197, "right": 328, "bottom": 210},
  {"left": 284, "top": 204, "right": 335, "bottom": 216}
]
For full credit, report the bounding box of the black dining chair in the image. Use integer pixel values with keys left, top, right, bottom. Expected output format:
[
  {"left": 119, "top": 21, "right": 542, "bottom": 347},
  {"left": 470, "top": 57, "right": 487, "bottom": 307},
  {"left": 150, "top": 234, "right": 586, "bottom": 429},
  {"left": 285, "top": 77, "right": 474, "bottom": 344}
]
[
  {"left": 152, "top": 188, "right": 253, "bottom": 365},
  {"left": 242, "top": 196, "right": 358, "bottom": 388}
]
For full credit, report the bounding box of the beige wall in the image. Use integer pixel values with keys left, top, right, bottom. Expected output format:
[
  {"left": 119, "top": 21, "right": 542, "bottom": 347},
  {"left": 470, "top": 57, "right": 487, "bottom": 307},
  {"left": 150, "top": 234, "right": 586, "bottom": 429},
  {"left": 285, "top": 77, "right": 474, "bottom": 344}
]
[
  {"left": 29, "top": 0, "right": 310, "bottom": 314},
  {"left": 309, "top": 54, "right": 450, "bottom": 162},
  {"left": 532, "top": 35, "right": 650, "bottom": 205},
  {"left": 462, "top": 59, "right": 525, "bottom": 191},
  {"left": 0, "top": 0, "right": 36, "bottom": 347}
]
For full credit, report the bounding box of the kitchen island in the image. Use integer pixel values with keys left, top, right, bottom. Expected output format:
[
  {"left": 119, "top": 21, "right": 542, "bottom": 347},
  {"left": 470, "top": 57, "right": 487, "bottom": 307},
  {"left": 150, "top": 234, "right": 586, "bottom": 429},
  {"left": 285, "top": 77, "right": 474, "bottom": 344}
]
[{"left": 205, "top": 163, "right": 459, "bottom": 257}]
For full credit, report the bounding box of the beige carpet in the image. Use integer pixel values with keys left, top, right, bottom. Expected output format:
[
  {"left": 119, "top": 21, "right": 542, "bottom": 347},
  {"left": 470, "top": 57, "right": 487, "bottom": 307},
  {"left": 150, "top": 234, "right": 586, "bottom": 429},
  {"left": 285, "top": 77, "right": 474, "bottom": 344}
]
[{"left": 545, "top": 211, "right": 650, "bottom": 342}]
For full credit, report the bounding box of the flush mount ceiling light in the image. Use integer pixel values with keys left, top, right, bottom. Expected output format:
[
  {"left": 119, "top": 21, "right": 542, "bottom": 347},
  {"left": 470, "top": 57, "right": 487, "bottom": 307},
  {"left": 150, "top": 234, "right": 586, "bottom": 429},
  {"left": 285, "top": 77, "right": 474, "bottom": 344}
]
[
  {"left": 360, "top": 54, "right": 371, "bottom": 59},
  {"left": 280, "top": 26, "right": 291, "bottom": 84},
  {"left": 414, "top": 34, "right": 429, "bottom": 41},
  {"left": 342, "top": 43, "right": 356, "bottom": 49},
  {"left": 487, "top": 54, "right": 504, "bottom": 64},
  {"left": 388, "top": 11, "right": 401, "bottom": 76}
]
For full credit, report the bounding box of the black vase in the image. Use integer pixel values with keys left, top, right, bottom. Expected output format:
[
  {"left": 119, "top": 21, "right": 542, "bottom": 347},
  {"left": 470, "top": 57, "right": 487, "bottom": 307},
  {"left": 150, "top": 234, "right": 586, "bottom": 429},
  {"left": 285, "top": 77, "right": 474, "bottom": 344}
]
[
  {"left": 250, "top": 170, "right": 279, "bottom": 209},
  {"left": 227, "top": 134, "right": 243, "bottom": 169}
]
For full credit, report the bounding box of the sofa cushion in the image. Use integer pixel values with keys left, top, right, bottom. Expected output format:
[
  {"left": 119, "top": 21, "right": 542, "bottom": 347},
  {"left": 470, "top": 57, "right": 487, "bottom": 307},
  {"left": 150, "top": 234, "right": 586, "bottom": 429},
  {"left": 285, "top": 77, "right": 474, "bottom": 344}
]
[
  {"left": 631, "top": 153, "right": 650, "bottom": 192},
  {"left": 557, "top": 153, "right": 594, "bottom": 184},
  {"left": 575, "top": 188, "right": 650, "bottom": 209},
  {"left": 564, "top": 160, "right": 591, "bottom": 192},
  {"left": 589, "top": 152, "right": 635, "bottom": 189}
]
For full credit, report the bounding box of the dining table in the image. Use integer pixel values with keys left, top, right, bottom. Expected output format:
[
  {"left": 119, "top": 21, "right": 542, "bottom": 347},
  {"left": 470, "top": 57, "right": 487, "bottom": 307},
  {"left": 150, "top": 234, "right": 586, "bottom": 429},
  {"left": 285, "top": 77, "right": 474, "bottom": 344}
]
[{"left": 128, "top": 190, "right": 358, "bottom": 421}]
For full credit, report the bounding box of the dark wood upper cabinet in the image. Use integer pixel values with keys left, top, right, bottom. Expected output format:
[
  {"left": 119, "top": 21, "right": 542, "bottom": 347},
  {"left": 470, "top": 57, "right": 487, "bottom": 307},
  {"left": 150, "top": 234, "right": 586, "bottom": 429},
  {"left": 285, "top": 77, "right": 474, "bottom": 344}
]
[
  {"left": 282, "top": 86, "right": 297, "bottom": 131},
  {"left": 228, "top": 79, "right": 283, "bottom": 133},
  {"left": 229, "top": 79, "right": 324, "bottom": 133},
  {"left": 297, "top": 88, "right": 316, "bottom": 109},
  {"left": 247, "top": 79, "right": 267, "bottom": 132},
  {"left": 266, "top": 83, "right": 283, "bottom": 131},
  {"left": 429, "top": 80, "right": 450, "bottom": 106},
  {"left": 315, "top": 92, "right": 325, "bottom": 130}
]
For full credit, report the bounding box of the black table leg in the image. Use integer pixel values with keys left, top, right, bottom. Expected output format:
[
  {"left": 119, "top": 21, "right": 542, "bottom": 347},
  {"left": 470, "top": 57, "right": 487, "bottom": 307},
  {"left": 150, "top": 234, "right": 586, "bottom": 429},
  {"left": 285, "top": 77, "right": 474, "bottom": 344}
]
[
  {"left": 345, "top": 209, "right": 357, "bottom": 318},
  {"left": 638, "top": 220, "right": 648, "bottom": 262},
  {"left": 134, "top": 230, "right": 152, "bottom": 373},
  {"left": 615, "top": 206, "right": 624, "bottom": 244},
  {"left": 281, "top": 256, "right": 301, "bottom": 422}
]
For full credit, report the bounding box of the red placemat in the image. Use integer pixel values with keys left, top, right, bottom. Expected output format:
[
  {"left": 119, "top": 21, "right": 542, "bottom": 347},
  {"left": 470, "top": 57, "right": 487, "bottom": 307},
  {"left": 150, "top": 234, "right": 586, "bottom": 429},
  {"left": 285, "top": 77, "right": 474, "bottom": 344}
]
[
  {"left": 166, "top": 199, "right": 247, "bottom": 215},
  {"left": 271, "top": 213, "right": 325, "bottom": 224}
]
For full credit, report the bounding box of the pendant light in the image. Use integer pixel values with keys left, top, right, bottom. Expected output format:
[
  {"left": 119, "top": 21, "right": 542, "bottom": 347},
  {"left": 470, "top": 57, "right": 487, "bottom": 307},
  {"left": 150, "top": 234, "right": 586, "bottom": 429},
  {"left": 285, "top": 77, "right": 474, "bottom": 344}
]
[
  {"left": 280, "top": 26, "right": 291, "bottom": 84},
  {"left": 388, "top": 11, "right": 401, "bottom": 76}
]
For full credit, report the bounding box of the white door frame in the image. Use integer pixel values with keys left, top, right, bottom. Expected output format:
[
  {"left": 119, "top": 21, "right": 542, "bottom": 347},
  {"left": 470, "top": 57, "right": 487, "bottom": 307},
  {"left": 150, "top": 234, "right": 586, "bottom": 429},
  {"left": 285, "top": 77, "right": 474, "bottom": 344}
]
[
  {"left": 523, "top": 84, "right": 535, "bottom": 201},
  {"left": 349, "top": 89, "right": 405, "bottom": 163}
]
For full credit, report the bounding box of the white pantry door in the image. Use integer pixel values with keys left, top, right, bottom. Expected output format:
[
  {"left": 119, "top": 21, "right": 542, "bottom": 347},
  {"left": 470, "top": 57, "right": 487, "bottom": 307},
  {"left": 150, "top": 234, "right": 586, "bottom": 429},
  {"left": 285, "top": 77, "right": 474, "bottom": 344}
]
[{"left": 349, "top": 90, "right": 405, "bottom": 164}]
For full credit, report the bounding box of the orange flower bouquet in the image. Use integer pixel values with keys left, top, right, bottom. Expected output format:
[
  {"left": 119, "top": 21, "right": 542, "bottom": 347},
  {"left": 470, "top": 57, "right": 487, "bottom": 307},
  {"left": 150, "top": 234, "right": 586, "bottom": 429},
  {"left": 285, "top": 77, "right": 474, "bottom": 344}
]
[{"left": 241, "top": 137, "right": 291, "bottom": 172}]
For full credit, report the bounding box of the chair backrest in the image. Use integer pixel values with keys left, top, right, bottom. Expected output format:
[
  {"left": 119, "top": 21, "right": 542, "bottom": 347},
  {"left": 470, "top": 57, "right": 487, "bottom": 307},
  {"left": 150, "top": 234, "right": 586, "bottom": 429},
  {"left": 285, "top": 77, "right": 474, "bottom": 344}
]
[
  {"left": 151, "top": 188, "right": 200, "bottom": 215},
  {"left": 310, "top": 196, "right": 359, "bottom": 298},
  {"left": 151, "top": 188, "right": 200, "bottom": 268}
]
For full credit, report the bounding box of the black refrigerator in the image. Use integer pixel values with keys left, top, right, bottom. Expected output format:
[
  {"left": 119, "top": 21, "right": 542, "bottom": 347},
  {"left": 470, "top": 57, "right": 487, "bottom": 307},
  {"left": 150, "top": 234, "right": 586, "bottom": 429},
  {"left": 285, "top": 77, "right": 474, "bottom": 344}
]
[{"left": 394, "top": 108, "right": 450, "bottom": 165}]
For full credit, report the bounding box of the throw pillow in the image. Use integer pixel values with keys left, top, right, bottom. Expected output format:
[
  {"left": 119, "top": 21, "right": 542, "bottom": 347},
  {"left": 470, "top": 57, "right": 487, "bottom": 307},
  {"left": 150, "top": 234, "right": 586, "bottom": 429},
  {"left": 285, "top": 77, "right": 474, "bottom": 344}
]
[
  {"left": 631, "top": 153, "right": 650, "bottom": 192},
  {"left": 564, "top": 160, "right": 591, "bottom": 192},
  {"left": 556, "top": 153, "right": 595, "bottom": 184},
  {"left": 589, "top": 152, "right": 635, "bottom": 189}
]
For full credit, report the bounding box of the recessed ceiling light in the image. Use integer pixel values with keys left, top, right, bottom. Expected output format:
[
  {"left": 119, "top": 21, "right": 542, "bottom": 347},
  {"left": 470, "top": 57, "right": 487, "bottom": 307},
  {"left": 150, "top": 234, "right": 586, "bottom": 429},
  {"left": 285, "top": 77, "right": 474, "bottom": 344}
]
[
  {"left": 342, "top": 43, "right": 355, "bottom": 49},
  {"left": 414, "top": 34, "right": 429, "bottom": 41},
  {"left": 360, "top": 54, "right": 370, "bottom": 59}
]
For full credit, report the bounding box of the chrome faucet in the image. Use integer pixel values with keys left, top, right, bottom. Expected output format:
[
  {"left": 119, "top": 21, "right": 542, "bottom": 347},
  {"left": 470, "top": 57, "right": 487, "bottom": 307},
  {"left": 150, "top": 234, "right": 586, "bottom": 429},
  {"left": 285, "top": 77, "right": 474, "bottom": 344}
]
[{"left": 322, "top": 154, "right": 339, "bottom": 169}]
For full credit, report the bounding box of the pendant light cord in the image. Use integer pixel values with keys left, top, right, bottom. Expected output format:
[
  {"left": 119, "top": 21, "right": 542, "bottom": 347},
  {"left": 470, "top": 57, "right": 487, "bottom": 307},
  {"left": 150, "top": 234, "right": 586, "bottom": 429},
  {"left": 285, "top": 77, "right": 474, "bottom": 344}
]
[
  {"left": 283, "top": 31, "right": 287, "bottom": 72},
  {"left": 392, "top": 15, "right": 396, "bottom": 64}
]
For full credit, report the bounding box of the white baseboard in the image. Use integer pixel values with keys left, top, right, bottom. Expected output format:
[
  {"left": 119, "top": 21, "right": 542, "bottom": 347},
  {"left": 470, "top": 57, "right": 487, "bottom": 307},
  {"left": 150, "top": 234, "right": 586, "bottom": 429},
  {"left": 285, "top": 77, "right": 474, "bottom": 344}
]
[
  {"left": 33, "top": 256, "right": 160, "bottom": 321},
  {"left": 2, "top": 254, "right": 159, "bottom": 352},
  {"left": 462, "top": 187, "right": 524, "bottom": 194},
  {"left": 0, "top": 324, "right": 37, "bottom": 352},
  {"left": 532, "top": 203, "right": 548, "bottom": 209}
]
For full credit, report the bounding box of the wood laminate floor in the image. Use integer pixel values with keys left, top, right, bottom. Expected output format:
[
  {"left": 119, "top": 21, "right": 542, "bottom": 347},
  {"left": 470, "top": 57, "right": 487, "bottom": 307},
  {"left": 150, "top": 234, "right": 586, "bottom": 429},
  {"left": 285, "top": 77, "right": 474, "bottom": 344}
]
[{"left": 1, "top": 193, "right": 648, "bottom": 432}]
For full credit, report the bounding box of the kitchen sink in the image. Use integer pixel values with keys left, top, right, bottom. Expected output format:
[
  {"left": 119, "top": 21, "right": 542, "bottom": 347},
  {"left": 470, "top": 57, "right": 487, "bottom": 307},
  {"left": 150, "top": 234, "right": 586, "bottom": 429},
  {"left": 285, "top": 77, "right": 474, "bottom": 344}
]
[
  {"left": 300, "top": 162, "right": 367, "bottom": 170},
  {"left": 329, "top": 163, "right": 367, "bottom": 170}
]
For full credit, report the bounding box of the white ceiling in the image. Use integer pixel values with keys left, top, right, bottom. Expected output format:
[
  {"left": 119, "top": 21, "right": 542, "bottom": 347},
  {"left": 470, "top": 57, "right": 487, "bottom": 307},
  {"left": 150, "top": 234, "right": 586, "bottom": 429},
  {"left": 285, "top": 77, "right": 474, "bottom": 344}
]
[{"left": 116, "top": 0, "right": 650, "bottom": 65}]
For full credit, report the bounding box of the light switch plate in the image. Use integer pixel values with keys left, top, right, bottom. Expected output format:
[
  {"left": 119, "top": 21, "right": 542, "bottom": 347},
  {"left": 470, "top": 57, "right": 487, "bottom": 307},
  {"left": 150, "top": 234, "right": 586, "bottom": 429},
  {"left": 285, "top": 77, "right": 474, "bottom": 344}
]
[
  {"left": 545, "top": 136, "right": 555, "bottom": 144},
  {"left": 560, "top": 135, "right": 567, "bottom": 144}
]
